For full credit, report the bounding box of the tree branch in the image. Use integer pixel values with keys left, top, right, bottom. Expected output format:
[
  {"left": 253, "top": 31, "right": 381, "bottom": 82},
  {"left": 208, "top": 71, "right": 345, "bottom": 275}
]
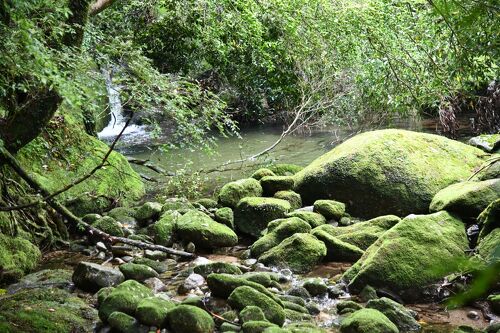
[{"left": 89, "top": 0, "right": 117, "bottom": 16}]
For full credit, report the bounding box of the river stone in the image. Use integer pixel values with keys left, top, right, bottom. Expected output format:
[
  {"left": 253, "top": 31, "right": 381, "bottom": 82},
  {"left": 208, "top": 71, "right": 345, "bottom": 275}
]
[
  {"left": 147, "top": 210, "right": 180, "bottom": 246},
  {"left": 194, "top": 262, "right": 243, "bottom": 277},
  {"left": 303, "top": 278, "right": 328, "bottom": 296},
  {"left": 240, "top": 305, "right": 267, "bottom": 323},
  {"left": 162, "top": 197, "right": 195, "bottom": 212},
  {"left": 196, "top": 198, "right": 219, "bottom": 209},
  {"left": 72, "top": 261, "right": 124, "bottom": 292},
  {"left": 477, "top": 228, "right": 500, "bottom": 264},
  {"left": 340, "top": 308, "right": 398, "bottom": 333},
  {"left": 166, "top": 305, "right": 215, "bottom": 333},
  {"left": 343, "top": 211, "right": 469, "bottom": 300},
  {"left": 313, "top": 199, "right": 346, "bottom": 220},
  {"left": 311, "top": 229, "right": 364, "bottom": 262},
  {"left": 250, "top": 217, "right": 311, "bottom": 257},
  {"left": 214, "top": 207, "right": 235, "bottom": 229},
  {"left": 274, "top": 190, "right": 302, "bottom": 210},
  {"left": 269, "top": 163, "right": 303, "bottom": 176},
  {"left": 228, "top": 286, "right": 285, "bottom": 326},
  {"left": 286, "top": 210, "right": 326, "bottom": 228},
  {"left": 251, "top": 168, "right": 276, "bottom": 180},
  {"left": 258, "top": 233, "right": 327, "bottom": 273},
  {"left": 176, "top": 210, "right": 238, "bottom": 248},
  {"left": 119, "top": 263, "right": 159, "bottom": 281},
  {"left": 242, "top": 321, "right": 279, "bottom": 332},
  {"left": 136, "top": 296, "right": 175, "bottom": 326},
  {"left": 218, "top": 178, "right": 263, "bottom": 208},
  {"left": 367, "top": 297, "right": 421, "bottom": 331},
  {"left": 7, "top": 269, "right": 73, "bottom": 294},
  {"left": 92, "top": 216, "right": 124, "bottom": 237},
  {"left": 430, "top": 179, "right": 500, "bottom": 219},
  {"left": 286, "top": 322, "right": 327, "bottom": 333},
  {"left": 312, "top": 215, "right": 400, "bottom": 250},
  {"left": 107, "top": 207, "right": 137, "bottom": 225},
  {"left": 468, "top": 134, "right": 500, "bottom": 153},
  {"left": 98, "top": 280, "right": 154, "bottom": 321},
  {"left": 235, "top": 197, "right": 291, "bottom": 237},
  {"left": 260, "top": 176, "right": 295, "bottom": 195},
  {"left": 108, "top": 311, "right": 146, "bottom": 333},
  {"left": 134, "top": 201, "right": 162, "bottom": 225},
  {"left": 294, "top": 129, "right": 485, "bottom": 218},
  {"left": 131, "top": 257, "right": 169, "bottom": 274},
  {"left": 478, "top": 199, "right": 500, "bottom": 239}
]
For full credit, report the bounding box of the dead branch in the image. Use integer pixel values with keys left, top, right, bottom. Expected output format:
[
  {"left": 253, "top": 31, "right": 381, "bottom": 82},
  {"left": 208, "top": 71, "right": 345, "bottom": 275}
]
[{"left": 89, "top": 0, "right": 118, "bottom": 16}]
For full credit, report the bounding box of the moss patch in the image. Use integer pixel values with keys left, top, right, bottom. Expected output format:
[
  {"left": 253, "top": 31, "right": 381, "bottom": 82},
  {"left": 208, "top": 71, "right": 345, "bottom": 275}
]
[
  {"left": 0, "top": 234, "right": 41, "bottom": 282},
  {"left": 235, "top": 197, "right": 291, "bottom": 237}
]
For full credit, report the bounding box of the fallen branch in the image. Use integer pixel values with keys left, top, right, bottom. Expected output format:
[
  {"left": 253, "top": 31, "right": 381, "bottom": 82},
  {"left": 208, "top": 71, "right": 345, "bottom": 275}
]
[
  {"left": 467, "top": 155, "right": 499, "bottom": 181},
  {"left": 127, "top": 157, "right": 174, "bottom": 175},
  {"left": 0, "top": 137, "right": 194, "bottom": 259}
]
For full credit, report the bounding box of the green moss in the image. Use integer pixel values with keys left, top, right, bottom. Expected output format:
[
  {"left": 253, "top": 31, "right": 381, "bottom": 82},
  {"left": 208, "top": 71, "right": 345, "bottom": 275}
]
[
  {"left": 218, "top": 178, "right": 263, "bottom": 208},
  {"left": 118, "top": 263, "right": 159, "bottom": 281},
  {"left": 286, "top": 211, "right": 326, "bottom": 228},
  {"left": 240, "top": 305, "right": 267, "bottom": 323},
  {"left": 282, "top": 301, "right": 308, "bottom": 314},
  {"left": 162, "top": 197, "right": 195, "bottom": 212},
  {"left": 284, "top": 308, "right": 312, "bottom": 321},
  {"left": 176, "top": 210, "right": 238, "bottom": 248},
  {"left": 242, "top": 321, "right": 279, "bottom": 333},
  {"left": 136, "top": 296, "right": 175, "bottom": 326},
  {"left": 302, "top": 278, "right": 328, "bottom": 296},
  {"left": 108, "top": 311, "right": 141, "bottom": 333},
  {"left": 294, "top": 129, "right": 485, "bottom": 218},
  {"left": 340, "top": 308, "right": 398, "bottom": 333},
  {"left": 134, "top": 202, "right": 162, "bottom": 224},
  {"left": 343, "top": 211, "right": 469, "bottom": 299},
  {"left": 311, "top": 229, "right": 364, "bottom": 262},
  {"left": 228, "top": 286, "right": 285, "bottom": 326},
  {"left": 251, "top": 168, "right": 276, "bottom": 180},
  {"left": 0, "top": 234, "right": 41, "bottom": 282},
  {"left": 214, "top": 207, "right": 235, "bottom": 229},
  {"left": 478, "top": 199, "right": 500, "bottom": 239},
  {"left": 268, "top": 164, "right": 303, "bottom": 176},
  {"left": 258, "top": 233, "right": 326, "bottom": 273},
  {"left": 273, "top": 190, "right": 302, "bottom": 210},
  {"left": 286, "top": 322, "right": 327, "bottom": 333},
  {"left": 430, "top": 179, "right": 500, "bottom": 219},
  {"left": 468, "top": 134, "right": 500, "bottom": 152},
  {"left": 0, "top": 287, "right": 97, "bottom": 333},
  {"left": 337, "top": 301, "right": 363, "bottom": 312},
  {"left": 312, "top": 215, "right": 400, "bottom": 250},
  {"left": 194, "top": 262, "right": 243, "bottom": 277},
  {"left": 166, "top": 305, "right": 215, "bottom": 333},
  {"left": 477, "top": 228, "right": 500, "bottom": 264},
  {"left": 313, "top": 199, "right": 346, "bottom": 220},
  {"left": 235, "top": 197, "right": 291, "bottom": 237},
  {"left": 196, "top": 198, "right": 219, "bottom": 209},
  {"left": 250, "top": 217, "right": 311, "bottom": 257},
  {"left": 260, "top": 176, "right": 295, "bottom": 195},
  {"left": 92, "top": 216, "right": 124, "bottom": 237},
  {"left": 107, "top": 207, "right": 136, "bottom": 224},
  {"left": 148, "top": 210, "right": 180, "bottom": 246},
  {"left": 366, "top": 297, "right": 421, "bottom": 332}
]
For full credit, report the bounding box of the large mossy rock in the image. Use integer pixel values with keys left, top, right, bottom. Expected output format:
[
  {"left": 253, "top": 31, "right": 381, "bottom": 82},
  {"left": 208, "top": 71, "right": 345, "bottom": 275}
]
[
  {"left": 294, "top": 129, "right": 485, "bottom": 218},
  {"left": 206, "top": 273, "right": 281, "bottom": 303},
  {"left": 366, "top": 297, "right": 421, "bottom": 332},
  {"left": 286, "top": 211, "right": 326, "bottom": 228},
  {"left": 135, "top": 296, "right": 175, "bottom": 327},
  {"left": 228, "top": 286, "right": 285, "bottom": 326},
  {"left": 468, "top": 134, "right": 500, "bottom": 153},
  {"left": 0, "top": 287, "right": 98, "bottom": 333},
  {"left": 166, "top": 305, "right": 215, "bottom": 333},
  {"left": 258, "top": 233, "right": 326, "bottom": 273},
  {"left": 260, "top": 176, "right": 295, "bottom": 196},
  {"left": 176, "top": 210, "right": 238, "bottom": 248},
  {"left": 478, "top": 199, "right": 500, "bottom": 239},
  {"left": 430, "top": 179, "right": 500, "bottom": 219},
  {"left": 312, "top": 215, "right": 401, "bottom": 250},
  {"left": 0, "top": 234, "right": 41, "bottom": 282},
  {"left": 72, "top": 262, "right": 124, "bottom": 292},
  {"left": 343, "top": 211, "right": 468, "bottom": 299},
  {"left": 92, "top": 216, "right": 124, "bottom": 237},
  {"left": 147, "top": 210, "right": 180, "bottom": 246},
  {"left": 311, "top": 229, "right": 364, "bottom": 262},
  {"left": 477, "top": 228, "right": 500, "bottom": 264},
  {"left": 218, "top": 178, "right": 263, "bottom": 208},
  {"left": 340, "top": 308, "right": 398, "bottom": 333},
  {"left": 235, "top": 197, "right": 291, "bottom": 237}
]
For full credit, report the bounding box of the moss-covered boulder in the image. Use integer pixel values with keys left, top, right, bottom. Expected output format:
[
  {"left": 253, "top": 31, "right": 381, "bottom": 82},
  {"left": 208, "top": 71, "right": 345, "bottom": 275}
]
[
  {"left": 162, "top": 197, "right": 195, "bottom": 212},
  {"left": 92, "top": 216, "right": 124, "bottom": 237},
  {"left": 312, "top": 215, "right": 400, "bottom": 250},
  {"left": 98, "top": 280, "right": 154, "bottom": 321},
  {"left": 108, "top": 311, "right": 143, "bottom": 333},
  {"left": 166, "top": 305, "right": 215, "bottom": 333},
  {"left": 343, "top": 211, "right": 468, "bottom": 299},
  {"left": 366, "top": 297, "right": 420, "bottom": 332},
  {"left": 286, "top": 211, "right": 326, "bottom": 228},
  {"left": 196, "top": 198, "right": 219, "bottom": 209},
  {"left": 252, "top": 168, "right": 276, "bottom": 180},
  {"left": 119, "top": 263, "right": 159, "bottom": 281},
  {"left": 430, "top": 179, "right": 500, "bottom": 219},
  {"left": 228, "top": 286, "right": 285, "bottom": 326},
  {"left": 260, "top": 176, "right": 295, "bottom": 196},
  {"left": 274, "top": 190, "right": 302, "bottom": 210},
  {"left": 147, "top": 210, "right": 180, "bottom": 246},
  {"left": 72, "top": 261, "right": 124, "bottom": 292},
  {"left": 243, "top": 321, "right": 279, "bottom": 333},
  {"left": 176, "top": 210, "right": 238, "bottom": 248},
  {"left": 235, "top": 197, "right": 291, "bottom": 237},
  {"left": 0, "top": 234, "right": 41, "bottom": 282},
  {"left": 131, "top": 257, "right": 169, "bottom": 274},
  {"left": 251, "top": 217, "right": 311, "bottom": 257},
  {"left": 310, "top": 229, "right": 364, "bottom": 262},
  {"left": 219, "top": 178, "right": 263, "bottom": 208},
  {"left": 0, "top": 287, "right": 98, "bottom": 333},
  {"left": 302, "top": 278, "right": 328, "bottom": 296},
  {"left": 472, "top": 158, "right": 500, "bottom": 181},
  {"left": 194, "top": 262, "right": 243, "bottom": 277},
  {"left": 214, "top": 207, "right": 235, "bottom": 229},
  {"left": 294, "top": 129, "right": 485, "bottom": 218},
  {"left": 206, "top": 273, "right": 282, "bottom": 303},
  {"left": 134, "top": 202, "right": 162, "bottom": 225},
  {"left": 478, "top": 199, "right": 500, "bottom": 239},
  {"left": 107, "top": 207, "right": 137, "bottom": 225},
  {"left": 468, "top": 134, "right": 500, "bottom": 153},
  {"left": 340, "top": 308, "right": 399, "bottom": 333},
  {"left": 313, "top": 200, "right": 346, "bottom": 220},
  {"left": 477, "top": 228, "right": 500, "bottom": 264},
  {"left": 136, "top": 296, "right": 175, "bottom": 326},
  {"left": 269, "top": 164, "right": 303, "bottom": 176},
  {"left": 240, "top": 305, "right": 267, "bottom": 323},
  {"left": 258, "top": 233, "right": 326, "bottom": 273}
]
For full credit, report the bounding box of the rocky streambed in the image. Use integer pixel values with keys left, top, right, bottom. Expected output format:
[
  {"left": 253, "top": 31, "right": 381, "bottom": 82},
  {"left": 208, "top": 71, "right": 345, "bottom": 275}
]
[{"left": 0, "top": 129, "right": 499, "bottom": 333}]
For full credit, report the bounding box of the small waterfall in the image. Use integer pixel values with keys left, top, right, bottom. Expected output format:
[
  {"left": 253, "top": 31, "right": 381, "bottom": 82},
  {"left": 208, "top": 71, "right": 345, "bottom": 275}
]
[{"left": 98, "top": 67, "right": 147, "bottom": 141}]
